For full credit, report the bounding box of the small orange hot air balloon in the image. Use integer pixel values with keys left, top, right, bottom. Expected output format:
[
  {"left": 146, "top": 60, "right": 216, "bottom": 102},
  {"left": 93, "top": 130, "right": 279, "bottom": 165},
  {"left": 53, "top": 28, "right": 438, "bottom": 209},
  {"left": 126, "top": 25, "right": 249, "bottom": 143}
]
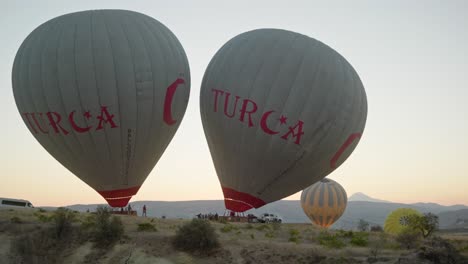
[{"left": 300, "top": 178, "right": 347, "bottom": 228}]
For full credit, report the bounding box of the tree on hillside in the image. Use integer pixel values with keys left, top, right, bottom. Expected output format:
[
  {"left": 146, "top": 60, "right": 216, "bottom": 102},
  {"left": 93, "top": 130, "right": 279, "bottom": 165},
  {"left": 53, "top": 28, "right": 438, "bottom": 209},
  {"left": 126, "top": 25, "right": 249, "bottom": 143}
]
[
  {"left": 357, "top": 219, "right": 369, "bottom": 232},
  {"left": 407, "top": 212, "right": 439, "bottom": 238},
  {"left": 370, "top": 225, "right": 383, "bottom": 232}
]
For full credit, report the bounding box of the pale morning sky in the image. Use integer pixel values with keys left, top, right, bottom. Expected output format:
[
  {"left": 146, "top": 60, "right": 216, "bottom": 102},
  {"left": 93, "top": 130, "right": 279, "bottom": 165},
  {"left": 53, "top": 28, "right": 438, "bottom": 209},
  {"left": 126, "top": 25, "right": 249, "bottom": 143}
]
[{"left": 1, "top": 0, "right": 467, "bottom": 206}]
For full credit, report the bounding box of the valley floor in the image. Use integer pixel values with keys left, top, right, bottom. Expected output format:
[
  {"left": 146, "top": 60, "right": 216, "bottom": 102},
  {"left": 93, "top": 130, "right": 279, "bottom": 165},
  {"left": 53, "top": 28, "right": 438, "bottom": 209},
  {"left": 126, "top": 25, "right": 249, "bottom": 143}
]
[{"left": 0, "top": 208, "right": 467, "bottom": 264}]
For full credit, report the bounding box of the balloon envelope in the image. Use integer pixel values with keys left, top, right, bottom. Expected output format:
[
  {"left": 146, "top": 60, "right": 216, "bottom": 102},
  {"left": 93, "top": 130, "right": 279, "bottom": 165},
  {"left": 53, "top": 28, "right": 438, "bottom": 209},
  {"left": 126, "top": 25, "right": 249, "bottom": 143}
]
[
  {"left": 12, "top": 10, "right": 190, "bottom": 207},
  {"left": 200, "top": 29, "right": 367, "bottom": 212},
  {"left": 384, "top": 208, "right": 422, "bottom": 235},
  {"left": 300, "top": 178, "right": 347, "bottom": 228}
]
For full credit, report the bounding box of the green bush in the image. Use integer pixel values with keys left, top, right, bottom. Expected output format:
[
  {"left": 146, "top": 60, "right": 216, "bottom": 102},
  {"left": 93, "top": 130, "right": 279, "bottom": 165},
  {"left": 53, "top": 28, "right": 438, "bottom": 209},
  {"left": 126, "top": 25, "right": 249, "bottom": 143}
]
[
  {"left": 38, "top": 208, "right": 47, "bottom": 213},
  {"left": 318, "top": 231, "right": 346, "bottom": 249},
  {"left": 272, "top": 221, "right": 281, "bottom": 231},
  {"left": 370, "top": 225, "right": 383, "bottom": 232},
  {"left": 80, "top": 214, "right": 96, "bottom": 230},
  {"left": 137, "top": 222, "right": 157, "bottom": 232},
  {"left": 10, "top": 216, "right": 22, "bottom": 224},
  {"left": 172, "top": 219, "right": 220, "bottom": 254},
  {"left": 220, "top": 223, "right": 236, "bottom": 233},
  {"left": 52, "top": 208, "right": 76, "bottom": 239},
  {"left": 92, "top": 207, "right": 124, "bottom": 247},
  {"left": 337, "top": 230, "right": 354, "bottom": 238},
  {"left": 289, "top": 229, "right": 301, "bottom": 244},
  {"left": 289, "top": 229, "right": 300, "bottom": 237},
  {"left": 255, "top": 224, "right": 270, "bottom": 231},
  {"left": 350, "top": 232, "right": 369, "bottom": 247},
  {"left": 396, "top": 228, "right": 421, "bottom": 249},
  {"left": 244, "top": 223, "right": 253, "bottom": 229},
  {"left": 34, "top": 211, "right": 52, "bottom": 223},
  {"left": 264, "top": 230, "right": 275, "bottom": 239},
  {"left": 250, "top": 234, "right": 255, "bottom": 240}
]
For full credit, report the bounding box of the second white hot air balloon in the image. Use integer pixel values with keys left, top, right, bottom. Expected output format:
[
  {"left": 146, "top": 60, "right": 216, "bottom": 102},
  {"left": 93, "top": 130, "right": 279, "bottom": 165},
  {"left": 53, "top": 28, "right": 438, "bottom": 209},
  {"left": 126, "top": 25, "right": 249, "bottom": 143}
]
[{"left": 200, "top": 29, "right": 367, "bottom": 212}]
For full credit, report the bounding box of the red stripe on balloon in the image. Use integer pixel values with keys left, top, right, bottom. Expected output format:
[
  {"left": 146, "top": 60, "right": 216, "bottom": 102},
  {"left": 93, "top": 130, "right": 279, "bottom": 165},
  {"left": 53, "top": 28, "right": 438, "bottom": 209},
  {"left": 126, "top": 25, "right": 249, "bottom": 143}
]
[
  {"left": 222, "top": 186, "right": 266, "bottom": 212},
  {"left": 224, "top": 199, "right": 254, "bottom": 212},
  {"left": 330, "top": 133, "right": 362, "bottom": 169},
  {"left": 97, "top": 186, "right": 141, "bottom": 207}
]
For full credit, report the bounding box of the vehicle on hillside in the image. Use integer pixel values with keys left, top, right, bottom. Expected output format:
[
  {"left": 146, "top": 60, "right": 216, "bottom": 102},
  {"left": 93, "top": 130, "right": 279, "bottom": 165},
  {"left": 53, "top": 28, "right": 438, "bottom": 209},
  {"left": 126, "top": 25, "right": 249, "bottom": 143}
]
[
  {"left": 258, "top": 213, "right": 282, "bottom": 223},
  {"left": 0, "top": 198, "right": 34, "bottom": 208}
]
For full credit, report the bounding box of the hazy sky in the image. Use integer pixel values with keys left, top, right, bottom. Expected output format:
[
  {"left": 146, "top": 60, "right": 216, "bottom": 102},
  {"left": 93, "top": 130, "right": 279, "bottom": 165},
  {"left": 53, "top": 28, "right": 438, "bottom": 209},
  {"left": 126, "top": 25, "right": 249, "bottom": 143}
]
[{"left": 1, "top": 1, "right": 467, "bottom": 207}]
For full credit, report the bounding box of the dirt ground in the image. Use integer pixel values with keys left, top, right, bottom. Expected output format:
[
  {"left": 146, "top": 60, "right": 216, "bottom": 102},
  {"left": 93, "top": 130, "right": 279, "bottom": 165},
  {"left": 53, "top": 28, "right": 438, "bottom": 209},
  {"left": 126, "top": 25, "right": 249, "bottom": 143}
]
[{"left": 0, "top": 208, "right": 467, "bottom": 264}]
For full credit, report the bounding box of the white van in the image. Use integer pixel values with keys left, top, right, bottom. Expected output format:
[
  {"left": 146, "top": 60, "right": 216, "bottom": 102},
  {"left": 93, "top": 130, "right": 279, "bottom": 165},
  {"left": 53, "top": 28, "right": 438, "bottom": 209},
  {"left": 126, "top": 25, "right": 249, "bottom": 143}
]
[{"left": 0, "top": 198, "right": 34, "bottom": 208}]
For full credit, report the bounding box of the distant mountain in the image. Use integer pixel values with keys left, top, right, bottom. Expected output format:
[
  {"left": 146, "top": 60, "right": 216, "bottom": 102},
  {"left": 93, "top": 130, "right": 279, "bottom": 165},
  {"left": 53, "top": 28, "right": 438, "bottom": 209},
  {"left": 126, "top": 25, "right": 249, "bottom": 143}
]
[
  {"left": 438, "top": 209, "right": 468, "bottom": 229},
  {"left": 348, "top": 192, "right": 391, "bottom": 203},
  {"left": 408, "top": 203, "right": 468, "bottom": 214},
  {"left": 55, "top": 194, "right": 468, "bottom": 231}
]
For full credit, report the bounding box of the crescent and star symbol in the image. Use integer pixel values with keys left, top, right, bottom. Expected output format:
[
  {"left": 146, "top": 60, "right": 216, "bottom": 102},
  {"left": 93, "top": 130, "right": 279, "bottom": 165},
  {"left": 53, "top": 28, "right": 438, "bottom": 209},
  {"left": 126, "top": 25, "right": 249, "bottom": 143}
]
[
  {"left": 163, "top": 78, "right": 185, "bottom": 126},
  {"left": 260, "top": 111, "right": 288, "bottom": 135}
]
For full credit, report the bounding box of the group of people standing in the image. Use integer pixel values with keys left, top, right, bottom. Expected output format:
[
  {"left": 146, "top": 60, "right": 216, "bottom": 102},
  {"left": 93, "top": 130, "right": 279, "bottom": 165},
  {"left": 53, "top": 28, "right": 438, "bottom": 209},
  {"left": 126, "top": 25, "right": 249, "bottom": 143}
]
[{"left": 196, "top": 212, "right": 219, "bottom": 221}]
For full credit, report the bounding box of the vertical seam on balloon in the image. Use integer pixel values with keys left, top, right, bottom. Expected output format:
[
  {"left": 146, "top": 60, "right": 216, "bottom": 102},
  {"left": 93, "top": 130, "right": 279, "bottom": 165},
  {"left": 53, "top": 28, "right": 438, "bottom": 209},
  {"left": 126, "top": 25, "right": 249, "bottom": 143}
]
[
  {"left": 142, "top": 18, "right": 172, "bottom": 171},
  {"left": 319, "top": 182, "right": 325, "bottom": 207},
  {"left": 119, "top": 13, "right": 138, "bottom": 186},
  {"left": 295, "top": 45, "right": 341, "bottom": 177},
  {"left": 130, "top": 14, "right": 157, "bottom": 178},
  {"left": 223, "top": 32, "right": 263, "bottom": 191},
  {"left": 337, "top": 183, "right": 343, "bottom": 206},
  {"left": 133, "top": 16, "right": 158, "bottom": 176},
  {"left": 38, "top": 18, "right": 81, "bottom": 177},
  {"left": 46, "top": 20, "right": 81, "bottom": 173},
  {"left": 43, "top": 19, "right": 81, "bottom": 172},
  {"left": 12, "top": 27, "right": 29, "bottom": 131},
  {"left": 254, "top": 33, "right": 301, "bottom": 190},
  {"left": 352, "top": 58, "right": 367, "bottom": 143},
  {"left": 141, "top": 17, "right": 171, "bottom": 167},
  {"left": 90, "top": 10, "right": 114, "bottom": 186},
  {"left": 256, "top": 34, "right": 308, "bottom": 196},
  {"left": 302, "top": 42, "right": 337, "bottom": 161},
  {"left": 328, "top": 183, "right": 334, "bottom": 207},
  {"left": 235, "top": 31, "right": 284, "bottom": 195},
  {"left": 21, "top": 21, "right": 76, "bottom": 173},
  {"left": 71, "top": 20, "right": 96, "bottom": 181},
  {"left": 156, "top": 22, "right": 183, "bottom": 147},
  {"left": 102, "top": 11, "right": 124, "bottom": 186},
  {"left": 153, "top": 21, "right": 179, "bottom": 148},
  {"left": 264, "top": 37, "right": 321, "bottom": 198},
  {"left": 86, "top": 10, "right": 106, "bottom": 181},
  {"left": 55, "top": 17, "right": 91, "bottom": 176},
  {"left": 209, "top": 35, "right": 252, "bottom": 190},
  {"left": 330, "top": 53, "right": 358, "bottom": 169}
]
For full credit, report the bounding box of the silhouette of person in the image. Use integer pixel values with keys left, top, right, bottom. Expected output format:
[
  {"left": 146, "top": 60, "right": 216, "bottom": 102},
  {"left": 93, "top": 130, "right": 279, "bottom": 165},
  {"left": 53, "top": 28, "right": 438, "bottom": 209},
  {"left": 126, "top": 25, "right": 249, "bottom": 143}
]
[{"left": 142, "top": 205, "right": 147, "bottom": 217}]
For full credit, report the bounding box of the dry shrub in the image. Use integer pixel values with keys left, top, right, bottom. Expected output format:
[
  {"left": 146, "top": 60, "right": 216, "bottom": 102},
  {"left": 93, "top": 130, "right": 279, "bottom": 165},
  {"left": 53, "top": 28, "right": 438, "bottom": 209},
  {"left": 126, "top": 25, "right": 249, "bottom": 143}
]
[
  {"left": 90, "top": 206, "right": 124, "bottom": 247},
  {"left": 52, "top": 207, "right": 75, "bottom": 239},
  {"left": 418, "top": 236, "right": 467, "bottom": 264},
  {"left": 172, "top": 219, "right": 220, "bottom": 255},
  {"left": 396, "top": 229, "right": 421, "bottom": 249},
  {"left": 137, "top": 222, "right": 157, "bottom": 232}
]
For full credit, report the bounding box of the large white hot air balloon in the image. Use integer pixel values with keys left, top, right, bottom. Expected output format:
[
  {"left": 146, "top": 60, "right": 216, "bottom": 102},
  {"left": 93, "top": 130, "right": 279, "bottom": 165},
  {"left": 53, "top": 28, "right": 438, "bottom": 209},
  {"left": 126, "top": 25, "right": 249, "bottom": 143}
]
[
  {"left": 200, "top": 29, "right": 367, "bottom": 212},
  {"left": 12, "top": 10, "right": 190, "bottom": 207}
]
